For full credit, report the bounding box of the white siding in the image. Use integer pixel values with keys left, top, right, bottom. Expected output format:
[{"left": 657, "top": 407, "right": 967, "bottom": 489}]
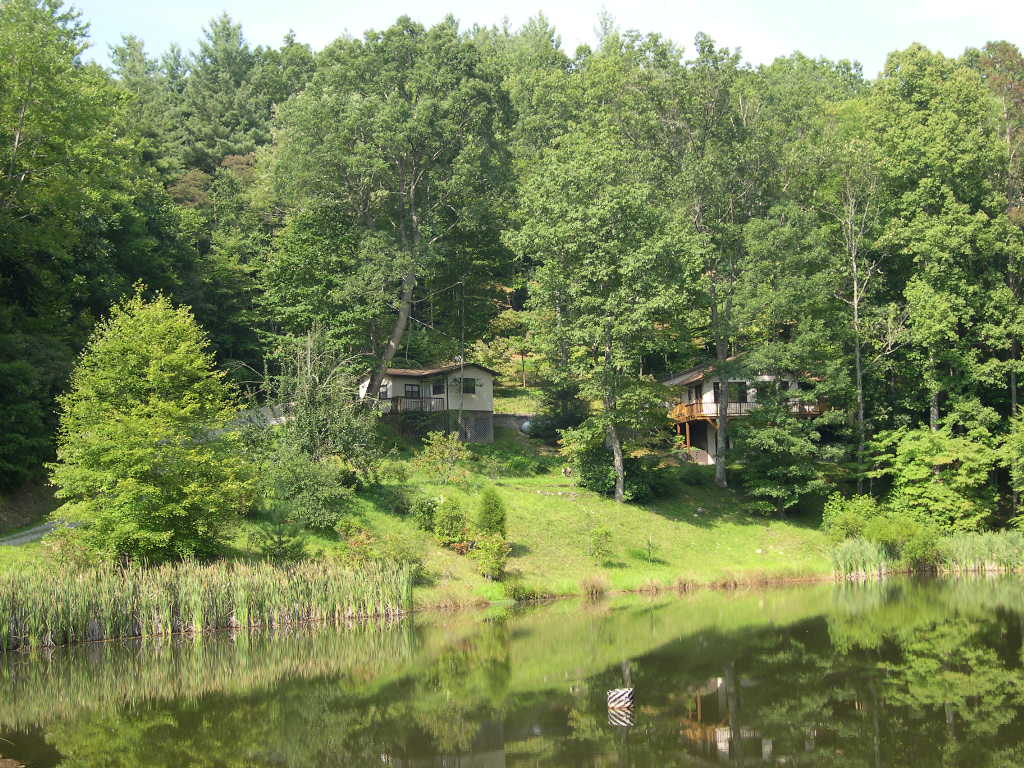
[{"left": 445, "top": 366, "right": 494, "bottom": 412}]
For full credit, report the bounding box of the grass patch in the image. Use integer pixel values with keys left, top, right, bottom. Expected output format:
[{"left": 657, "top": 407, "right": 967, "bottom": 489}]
[{"left": 493, "top": 386, "right": 542, "bottom": 415}]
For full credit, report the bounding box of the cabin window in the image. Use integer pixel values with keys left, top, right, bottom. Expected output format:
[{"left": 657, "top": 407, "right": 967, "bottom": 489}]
[
  {"left": 432, "top": 380, "right": 445, "bottom": 396},
  {"left": 378, "top": 383, "right": 388, "bottom": 399},
  {"left": 459, "top": 377, "right": 476, "bottom": 395},
  {"left": 404, "top": 383, "right": 421, "bottom": 399},
  {"left": 714, "top": 382, "right": 748, "bottom": 403}
]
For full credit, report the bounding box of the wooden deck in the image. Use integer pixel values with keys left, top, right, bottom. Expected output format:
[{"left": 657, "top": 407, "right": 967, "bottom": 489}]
[
  {"left": 670, "top": 399, "right": 825, "bottom": 423},
  {"left": 383, "top": 396, "right": 447, "bottom": 413}
]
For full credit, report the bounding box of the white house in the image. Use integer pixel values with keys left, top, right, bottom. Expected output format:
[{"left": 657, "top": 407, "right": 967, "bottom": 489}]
[
  {"left": 662, "top": 363, "right": 824, "bottom": 465},
  {"left": 358, "top": 363, "right": 499, "bottom": 443}
]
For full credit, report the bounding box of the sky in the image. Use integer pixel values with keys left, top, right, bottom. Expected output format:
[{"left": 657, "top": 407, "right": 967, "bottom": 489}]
[{"left": 75, "top": 0, "right": 1023, "bottom": 77}]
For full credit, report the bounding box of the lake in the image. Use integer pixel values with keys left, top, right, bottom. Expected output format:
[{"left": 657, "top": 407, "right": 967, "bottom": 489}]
[{"left": 2, "top": 576, "right": 1024, "bottom": 766}]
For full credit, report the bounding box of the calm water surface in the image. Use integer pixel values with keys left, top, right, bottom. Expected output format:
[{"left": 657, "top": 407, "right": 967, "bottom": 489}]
[{"left": 3, "top": 576, "right": 1024, "bottom": 767}]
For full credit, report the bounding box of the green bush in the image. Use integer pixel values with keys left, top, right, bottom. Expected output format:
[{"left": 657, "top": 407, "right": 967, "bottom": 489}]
[
  {"left": 472, "top": 533, "right": 511, "bottom": 579},
  {"left": 822, "top": 493, "right": 882, "bottom": 543},
  {"left": 273, "top": 450, "right": 356, "bottom": 531},
  {"left": 410, "top": 495, "right": 438, "bottom": 532},
  {"left": 476, "top": 487, "right": 507, "bottom": 536},
  {"left": 587, "top": 525, "right": 614, "bottom": 565},
  {"left": 415, "top": 431, "right": 469, "bottom": 484},
  {"left": 900, "top": 527, "right": 941, "bottom": 569},
  {"left": 561, "top": 427, "right": 666, "bottom": 502},
  {"left": 433, "top": 497, "right": 468, "bottom": 547},
  {"left": 377, "top": 459, "right": 409, "bottom": 484},
  {"left": 863, "top": 514, "right": 921, "bottom": 560},
  {"left": 335, "top": 531, "right": 427, "bottom": 584},
  {"left": 334, "top": 514, "right": 370, "bottom": 540}
]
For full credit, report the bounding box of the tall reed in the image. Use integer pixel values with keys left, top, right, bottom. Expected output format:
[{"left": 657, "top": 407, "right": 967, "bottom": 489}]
[
  {"left": 830, "top": 538, "right": 892, "bottom": 579},
  {"left": 938, "top": 531, "right": 1024, "bottom": 574},
  {"left": 0, "top": 560, "right": 412, "bottom": 651}
]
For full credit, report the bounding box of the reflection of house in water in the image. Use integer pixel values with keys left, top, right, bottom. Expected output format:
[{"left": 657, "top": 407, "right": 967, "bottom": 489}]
[{"left": 681, "top": 673, "right": 817, "bottom": 763}]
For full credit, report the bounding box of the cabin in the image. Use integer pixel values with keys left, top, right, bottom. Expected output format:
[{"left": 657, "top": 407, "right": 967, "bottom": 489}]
[
  {"left": 663, "top": 363, "right": 824, "bottom": 465},
  {"left": 358, "top": 363, "right": 498, "bottom": 443}
]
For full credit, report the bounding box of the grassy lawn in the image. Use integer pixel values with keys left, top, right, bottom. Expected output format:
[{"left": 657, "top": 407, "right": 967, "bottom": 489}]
[
  {"left": 492, "top": 386, "right": 542, "bottom": 415},
  {"left": 0, "top": 428, "right": 832, "bottom": 608}
]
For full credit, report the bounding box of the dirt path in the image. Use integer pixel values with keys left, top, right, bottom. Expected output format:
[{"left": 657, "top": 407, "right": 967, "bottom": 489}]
[{"left": 0, "top": 521, "right": 59, "bottom": 546}]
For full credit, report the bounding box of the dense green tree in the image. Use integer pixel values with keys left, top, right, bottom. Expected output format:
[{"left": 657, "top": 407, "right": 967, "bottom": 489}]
[
  {"left": 49, "top": 292, "right": 256, "bottom": 561},
  {"left": 181, "top": 14, "right": 265, "bottom": 172},
  {"left": 267, "top": 17, "right": 512, "bottom": 390},
  {"left": 509, "top": 114, "right": 690, "bottom": 500}
]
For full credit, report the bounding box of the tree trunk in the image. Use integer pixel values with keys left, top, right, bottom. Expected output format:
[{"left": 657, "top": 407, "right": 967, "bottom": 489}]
[
  {"left": 711, "top": 298, "right": 729, "bottom": 489},
  {"left": 608, "top": 420, "right": 626, "bottom": 503},
  {"left": 366, "top": 269, "right": 416, "bottom": 399},
  {"left": 930, "top": 390, "right": 940, "bottom": 431}
]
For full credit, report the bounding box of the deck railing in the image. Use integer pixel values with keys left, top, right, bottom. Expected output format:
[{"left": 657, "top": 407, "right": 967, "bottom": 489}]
[
  {"left": 383, "top": 396, "right": 447, "bottom": 414},
  {"left": 670, "top": 399, "right": 825, "bottom": 423}
]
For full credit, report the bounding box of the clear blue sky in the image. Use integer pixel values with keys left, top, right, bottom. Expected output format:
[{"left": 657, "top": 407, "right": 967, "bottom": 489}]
[{"left": 74, "top": 0, "right": 1022, "bottom": 77}]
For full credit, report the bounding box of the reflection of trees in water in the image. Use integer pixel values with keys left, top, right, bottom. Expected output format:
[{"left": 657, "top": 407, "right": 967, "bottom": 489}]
[{"left": 7, "top": 579, "right": 1024, "bottom": 766}]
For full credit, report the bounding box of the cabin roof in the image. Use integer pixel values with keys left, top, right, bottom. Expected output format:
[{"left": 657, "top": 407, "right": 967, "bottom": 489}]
[
  {"left": 660, "top": 356, "right": 740, "bottom": 388},
  {"left": 367, "top": 363, "right": 500, "bottom": 379}
]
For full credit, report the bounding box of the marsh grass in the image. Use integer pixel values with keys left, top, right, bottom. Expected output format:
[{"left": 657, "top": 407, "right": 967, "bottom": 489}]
[
  {"left": 831, "top": 531, "right": 1024, "bottom": 579},
  {"left": 0, "top": 560, "right": 412, "bottom": 651},
  {"left": 830, "top": 538, "right": 893, "bottom": 579},
  {"left": 938, "top": 531, "right": 1024, "bottom": 573}
]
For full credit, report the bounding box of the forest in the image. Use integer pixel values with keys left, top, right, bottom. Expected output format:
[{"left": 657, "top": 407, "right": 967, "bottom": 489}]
[{"left": 3, "top": 0, "right": 1024, "bottom": 556}]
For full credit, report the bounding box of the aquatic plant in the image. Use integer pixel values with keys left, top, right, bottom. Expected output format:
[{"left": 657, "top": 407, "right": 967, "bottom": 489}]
[
  {"left": 0, "top": 559, "right": 412, "bottom": 651},
  {"left": 830, "top": 537, "right": 892, "bottom": 579}
]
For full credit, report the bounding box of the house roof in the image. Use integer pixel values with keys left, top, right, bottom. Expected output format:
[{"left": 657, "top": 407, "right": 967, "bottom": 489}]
[
  {"left": 660, "top": 356, "right": 741, "bottom": 388},
  {"left": 372, "top": 363, "right": 500, "bottom": 379}
]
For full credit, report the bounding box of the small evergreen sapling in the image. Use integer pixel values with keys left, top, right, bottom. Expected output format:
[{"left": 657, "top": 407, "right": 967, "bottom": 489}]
[{"left": 476, "top": 487, "right": 507, "bottom": 536}]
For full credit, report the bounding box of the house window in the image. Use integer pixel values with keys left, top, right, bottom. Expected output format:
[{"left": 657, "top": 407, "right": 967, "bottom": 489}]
[
  {"left": 714, "top": 382, "right": 748, "bottom": 403},
  {"left": 405, "top": 383, "right": 421, "bottom": 399},
  {"left": 729, "top": 382, "right": 748, "bottom": 404},
  {"left": 432, "top": 380, "right": 445, "bottom": 396},
  {"left": 378, "top": 383, "right": 388, "bottom": 399},
  {"left": 454, "top": 377, "right": 476, "bottom": 395}
]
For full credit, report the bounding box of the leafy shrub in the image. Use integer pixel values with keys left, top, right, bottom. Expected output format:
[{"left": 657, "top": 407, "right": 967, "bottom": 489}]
[
  {"left": 587, "top": 525, "right": 614, "bottom": 565},
  {"left": 377, "top": 459, "right": 409, "bottom": 484},
  {"left": 822, "top": 493, "right": 882, "bottom": 543},
  {"left": 476, "top": 487, "right": 507, "bottom": 536},
  {"left": 472, "top": 533, "right": 511, "bottom": 579},
  {"left": 334, "top": 514, "right": 370, "bottom": 539},
  {"left": 43, "top": 525, "right": 101, "bottom": 571},
  {"left": 505, "top": 581, "right": 542, "bottom": 601},
  {"left": 900, "top": 527, "right": 941, "bottom": 569},
  {"left": 416, "top": 431, "right": 469, "bottom": 484},
  {"left": 863, "top": 514, "right": 922, "bottom": 560},
  {"left": 410, "top": 495, "right": 438, "bottom": 532},
  {"left": 334, "top": 530, "right": 426, "bottom": 584},
  {"left": 561, "top": 426, "right": 665, "bottom": 502},
  {"left": 433, "top": 498, "right": 468, "bottom": 547},
  {"left": 869, "top": 427, "right": 996, "bottom": 532},
  {"left": 273, "top": 449, "right": 356, "bottom": 531}
]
